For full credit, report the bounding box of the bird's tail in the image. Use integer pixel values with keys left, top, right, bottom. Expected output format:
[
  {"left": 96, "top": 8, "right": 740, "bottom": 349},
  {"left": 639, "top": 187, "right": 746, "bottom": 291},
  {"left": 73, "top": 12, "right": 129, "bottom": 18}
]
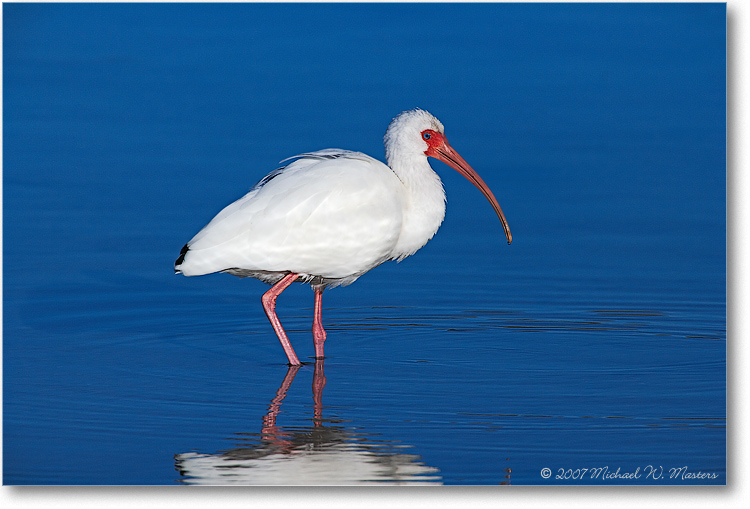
[{"left": 174, "top": 243, "right": 189, "bottom": 274}]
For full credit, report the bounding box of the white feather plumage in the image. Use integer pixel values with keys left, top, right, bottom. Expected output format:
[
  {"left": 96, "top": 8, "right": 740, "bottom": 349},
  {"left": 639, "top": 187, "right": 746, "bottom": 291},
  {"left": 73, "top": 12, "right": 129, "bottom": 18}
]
[{"left": 176, "top": 110, "right": 451, "bottom": 288}]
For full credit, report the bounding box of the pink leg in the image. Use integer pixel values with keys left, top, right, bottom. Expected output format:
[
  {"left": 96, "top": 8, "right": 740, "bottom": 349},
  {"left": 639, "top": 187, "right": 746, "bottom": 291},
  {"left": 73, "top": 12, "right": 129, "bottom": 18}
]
[
  {"left": 313, "top": 288, "right": 327, "bottom": 359},
  {"left": 261, "top": 273, "right": 301, "bottom": 366}
]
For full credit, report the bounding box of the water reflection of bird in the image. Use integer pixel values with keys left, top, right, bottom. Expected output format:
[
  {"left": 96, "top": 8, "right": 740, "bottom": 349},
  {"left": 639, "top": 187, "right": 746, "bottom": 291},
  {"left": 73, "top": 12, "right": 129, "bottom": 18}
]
[
  {"left": 174, "top": 360, "right": 441, "bottom": 485},
  {"left": 175, "top": 109, "right": 511, "bottom": 365}
]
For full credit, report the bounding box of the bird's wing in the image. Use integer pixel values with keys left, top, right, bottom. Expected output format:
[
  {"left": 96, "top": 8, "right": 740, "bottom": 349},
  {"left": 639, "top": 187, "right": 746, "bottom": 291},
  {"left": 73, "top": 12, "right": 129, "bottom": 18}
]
[
  {"left": 278, "top": 148, "right": 372, "bottom": 165},
  {"left": 187, "top": 150, "right": 373, "bottom": 243},
  {"left": 180, "top": 151, "right": 405, "bottom": 278}
]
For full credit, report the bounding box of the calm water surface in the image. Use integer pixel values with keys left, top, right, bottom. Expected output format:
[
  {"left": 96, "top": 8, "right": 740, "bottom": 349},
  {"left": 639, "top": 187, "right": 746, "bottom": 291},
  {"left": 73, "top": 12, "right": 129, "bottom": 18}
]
[{"left": 4, "top": 3, "right": 725, "bottom": 485}]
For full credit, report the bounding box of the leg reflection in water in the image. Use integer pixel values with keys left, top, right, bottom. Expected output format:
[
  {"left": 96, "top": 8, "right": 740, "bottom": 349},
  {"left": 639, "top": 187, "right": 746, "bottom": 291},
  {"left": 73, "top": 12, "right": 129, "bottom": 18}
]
[
  {"left": 260, "top": 359, "right": 326, "bottom": 454},
  {"left": 175, "top": 359, "right": 441, "bottom": 485}
]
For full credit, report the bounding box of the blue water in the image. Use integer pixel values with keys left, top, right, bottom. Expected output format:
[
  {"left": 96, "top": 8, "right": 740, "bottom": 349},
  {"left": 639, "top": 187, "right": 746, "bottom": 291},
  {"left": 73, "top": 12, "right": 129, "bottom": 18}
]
[{"left": 3, "top": 3, "right": 725, "bottom": 485}]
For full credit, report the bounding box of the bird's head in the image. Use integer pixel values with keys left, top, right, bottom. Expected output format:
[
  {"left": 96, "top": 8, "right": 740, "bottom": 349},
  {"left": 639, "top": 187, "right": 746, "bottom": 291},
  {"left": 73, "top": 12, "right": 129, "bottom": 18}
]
[{"left": 384, "top": 109, "right": 512, "bottom": 245}]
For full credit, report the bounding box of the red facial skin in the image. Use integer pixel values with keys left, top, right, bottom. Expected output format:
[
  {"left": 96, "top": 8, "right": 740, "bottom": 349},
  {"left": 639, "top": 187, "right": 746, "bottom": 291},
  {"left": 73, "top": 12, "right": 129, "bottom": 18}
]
[{"left": 421, "top": 129, "right": 512, "bottom": 244}]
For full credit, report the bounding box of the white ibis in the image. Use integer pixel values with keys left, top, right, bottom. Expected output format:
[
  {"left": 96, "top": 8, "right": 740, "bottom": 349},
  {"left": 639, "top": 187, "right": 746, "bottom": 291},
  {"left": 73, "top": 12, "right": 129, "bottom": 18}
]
[{"left": 175, "top": 109, "right": 511, "bottom": 365}]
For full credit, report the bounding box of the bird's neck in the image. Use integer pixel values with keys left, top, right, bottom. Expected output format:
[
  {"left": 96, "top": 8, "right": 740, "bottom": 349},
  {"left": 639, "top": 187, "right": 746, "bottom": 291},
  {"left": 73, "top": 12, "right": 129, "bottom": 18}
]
[{"left": 388, "top": 153, "right": 447, "bottom": 260}]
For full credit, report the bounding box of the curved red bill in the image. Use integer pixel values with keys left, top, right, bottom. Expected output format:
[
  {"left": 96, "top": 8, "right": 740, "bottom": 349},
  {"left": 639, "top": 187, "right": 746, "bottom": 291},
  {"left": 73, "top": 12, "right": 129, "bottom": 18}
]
[{"left": 427, "top": 137, "right": 512, "bottom": 245}]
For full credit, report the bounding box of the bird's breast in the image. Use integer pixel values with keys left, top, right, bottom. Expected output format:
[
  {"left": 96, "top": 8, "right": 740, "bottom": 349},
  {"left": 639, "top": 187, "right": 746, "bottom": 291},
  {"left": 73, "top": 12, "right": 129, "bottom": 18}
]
[{"left": 390, "top": 166, "right": 447, "bottom": 260}]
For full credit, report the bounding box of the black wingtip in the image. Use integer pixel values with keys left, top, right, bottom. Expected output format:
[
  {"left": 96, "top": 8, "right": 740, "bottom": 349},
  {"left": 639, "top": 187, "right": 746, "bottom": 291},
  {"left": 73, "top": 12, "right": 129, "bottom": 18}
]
[{"left": 175, "top": 243, "right": 189, "bottom": 268}]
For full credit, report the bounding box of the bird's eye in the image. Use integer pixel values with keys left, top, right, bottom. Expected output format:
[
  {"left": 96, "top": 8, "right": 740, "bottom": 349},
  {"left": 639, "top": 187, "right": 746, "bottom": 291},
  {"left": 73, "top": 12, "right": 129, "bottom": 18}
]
[{"left": 422, "top": 132, "right": 432, "bottom": 140}]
